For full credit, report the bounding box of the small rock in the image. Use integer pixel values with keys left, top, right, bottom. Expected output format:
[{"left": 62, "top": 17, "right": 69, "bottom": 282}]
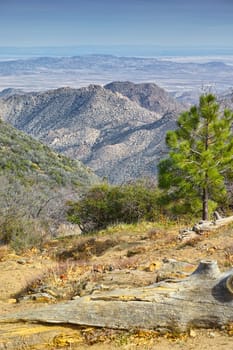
[
  {"left": 148, "top": 263, "right": 157, "bottom": 272},
  {"left": 17, "top": 259, "right": 26, "bottom": 265},
  {"left": 41, "top": 288, "right": 58, "bottom": 298},
  {"left": 189, "top": 329, "right": 197, "bottom": 338},
  {"left": 19, "top": 292, "right": 56, "bottom": 303},
  {"left": 209, "top": 332, "right": 216, "bottom": 338},
  {"left": 162, "top": 258, "right": 177, "bottom": 264},
  {"left": 7, "top": 298, "right": 17, "bottom": 304},
  {"left": 143, "top": 262, "right": 161, "bottom": 272},
  {"left": 156, "top": 327, "right": 170, "bottom": 335}
]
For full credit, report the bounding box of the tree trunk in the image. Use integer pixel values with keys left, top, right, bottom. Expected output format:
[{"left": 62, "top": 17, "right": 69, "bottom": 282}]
[
  {"left": 202, "top": 115, "right": 209, "bottom": 221},
  {"left": 1, "top": 260, "right": 233, "bottom": 333},
  {"left": 202, "top": 186, "right": 209, "bottom": 221}
]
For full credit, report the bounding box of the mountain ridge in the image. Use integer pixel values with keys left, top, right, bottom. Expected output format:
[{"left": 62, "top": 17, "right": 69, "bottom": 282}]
[
  {"left": 0, "top": 55, "right": 233, "bottom": 97},
  {"left": 105, "top": 81, "right": 184, "bottom": 114},
  {"left": 0, "top": 82, "right": 184, "bottom": 183}
]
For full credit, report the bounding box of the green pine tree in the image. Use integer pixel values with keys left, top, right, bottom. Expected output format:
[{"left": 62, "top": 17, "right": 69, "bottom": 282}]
[{"left": 158, "top": 94, "right": 233, "bottom": 220}]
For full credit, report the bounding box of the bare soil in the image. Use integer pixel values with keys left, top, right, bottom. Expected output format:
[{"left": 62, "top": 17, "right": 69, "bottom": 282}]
[{"left": 0, "top": 222, "right": 233, "bottom": 349}]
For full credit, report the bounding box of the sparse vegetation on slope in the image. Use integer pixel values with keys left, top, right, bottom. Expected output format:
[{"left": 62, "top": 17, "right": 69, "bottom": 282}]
[
  {"left": 0, "top": 119, "right": 99, "bottom": 251},
  {"left": 0, "top": 118, "right": 97, "bottom": 187}
]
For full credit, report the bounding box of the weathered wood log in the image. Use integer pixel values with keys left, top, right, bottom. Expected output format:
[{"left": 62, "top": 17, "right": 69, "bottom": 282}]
[
  {"left": 213, "top": 211, "right": 222, "bottom": 220},
  {"left": 1, "top": 260, "right": 233, "bottom": 333},
  {"left": 179, "top": 215, "right": 233, "bottom": 241}
]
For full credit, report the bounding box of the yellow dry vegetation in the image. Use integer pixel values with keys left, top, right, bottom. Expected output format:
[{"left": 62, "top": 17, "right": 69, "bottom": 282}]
[{"left": 1, "top": 220, "right": 233, "bottom": 349}]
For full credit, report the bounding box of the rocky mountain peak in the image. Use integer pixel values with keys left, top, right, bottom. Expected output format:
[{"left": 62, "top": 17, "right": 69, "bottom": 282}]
[
  {"left": 105, "top": 81, "right": 184, "bottom": 115},
  {"left": 0, "top": 82, "right": 184, "bottom": 183}
]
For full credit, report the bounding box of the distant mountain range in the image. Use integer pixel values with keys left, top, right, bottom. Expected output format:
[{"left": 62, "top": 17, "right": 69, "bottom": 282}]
[
  {"left": 0, "top": 55, "right": 233, "bottom": 101},
  {"left": 1, "top": 81, "right": 233, "bottom": 183},
  {"left": 0, "top": 82, "right": 185, "bottom": 183}
]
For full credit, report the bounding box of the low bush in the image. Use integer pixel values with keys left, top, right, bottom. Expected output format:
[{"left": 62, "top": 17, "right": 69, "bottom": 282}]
[
  {"left": 67, "top": 179, "right": 160, "bottom": 233},
  {"left": 0, "top": 214, "right": 47, "bottom": 252},
  {"left": 0, "top": 176, "right": 62, "bottom": 252}
]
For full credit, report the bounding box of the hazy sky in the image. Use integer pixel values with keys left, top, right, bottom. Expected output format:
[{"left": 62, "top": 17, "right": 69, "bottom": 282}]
[{"left": 0, "top": 0, "right": 233, "bottom": 48}]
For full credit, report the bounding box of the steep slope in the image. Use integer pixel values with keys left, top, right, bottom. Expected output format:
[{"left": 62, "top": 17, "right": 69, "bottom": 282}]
[
  {"left": 0, "top": 119, "right": 99, "bottom": 248},
  {"left": 0, "top": 118, "right": 98, "bottom": 189},
  {"left": 105, "top": 81, "right": 184, "bottom": 114},
  {"left": 0, "top": 84, "right": 181, "bottom": 183}
]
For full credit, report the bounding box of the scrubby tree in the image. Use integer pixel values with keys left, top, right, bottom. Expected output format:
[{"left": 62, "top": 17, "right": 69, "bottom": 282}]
[
  {"left": 158, "top": 94, "right": 233, "bottom": 220},
  {"left": 0, "top": 175, "right": 76, "bottom": 250},
  {"left": 67, "top": 180, "right": 159, "bottom": 233}
]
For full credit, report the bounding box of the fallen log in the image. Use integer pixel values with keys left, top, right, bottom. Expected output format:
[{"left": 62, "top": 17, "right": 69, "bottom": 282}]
[
  {"left": 1, "top": 260, "right": 233, "bottom": 333},
  {"left": 179, "top": 215, "right": 233, "bottom": 241}
]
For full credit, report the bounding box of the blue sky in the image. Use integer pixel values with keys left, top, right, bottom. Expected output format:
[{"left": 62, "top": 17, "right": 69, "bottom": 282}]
[{"left": 0, "top": 0, "right": 233, "bottom": 50}]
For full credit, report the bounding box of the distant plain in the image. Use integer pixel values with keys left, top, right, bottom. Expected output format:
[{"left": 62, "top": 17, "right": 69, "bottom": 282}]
[{"left": 1, "top": 54, "right": 233, "bottom": 102}]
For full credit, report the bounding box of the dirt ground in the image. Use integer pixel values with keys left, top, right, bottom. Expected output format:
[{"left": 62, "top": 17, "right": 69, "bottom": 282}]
[{"left": 0, "top": 222, "right": 233, "bottom": 349}]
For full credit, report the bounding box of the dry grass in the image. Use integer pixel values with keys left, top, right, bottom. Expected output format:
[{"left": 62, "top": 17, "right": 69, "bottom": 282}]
[
  {"left": 2, "top": 219, "right": 233, "bottom": 349},
  {"left": 56, "top": 237, "right": 119, "bottom": 261},
  {"left": 0, "top": 245, "right": 10, "bottom": 261}
]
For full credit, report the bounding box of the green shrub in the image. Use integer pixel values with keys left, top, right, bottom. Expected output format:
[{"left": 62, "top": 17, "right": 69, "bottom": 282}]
[
  {"left": 0, "top": 214, "right": 47, "bottom": 252},
  {"left": 67, "top": 180, "right": 160, "bottom": 233}
]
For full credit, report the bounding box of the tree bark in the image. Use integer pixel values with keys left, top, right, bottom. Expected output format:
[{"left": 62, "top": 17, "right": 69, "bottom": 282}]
[
  {"left": 202, "top": 183, "right": 208, "bottom": 220},
  {"left": 202, "top": 114, "right": 209, "bottom": 221},
  {"left": 1, "top": 260, "right": 233, "bottom": 333}
]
